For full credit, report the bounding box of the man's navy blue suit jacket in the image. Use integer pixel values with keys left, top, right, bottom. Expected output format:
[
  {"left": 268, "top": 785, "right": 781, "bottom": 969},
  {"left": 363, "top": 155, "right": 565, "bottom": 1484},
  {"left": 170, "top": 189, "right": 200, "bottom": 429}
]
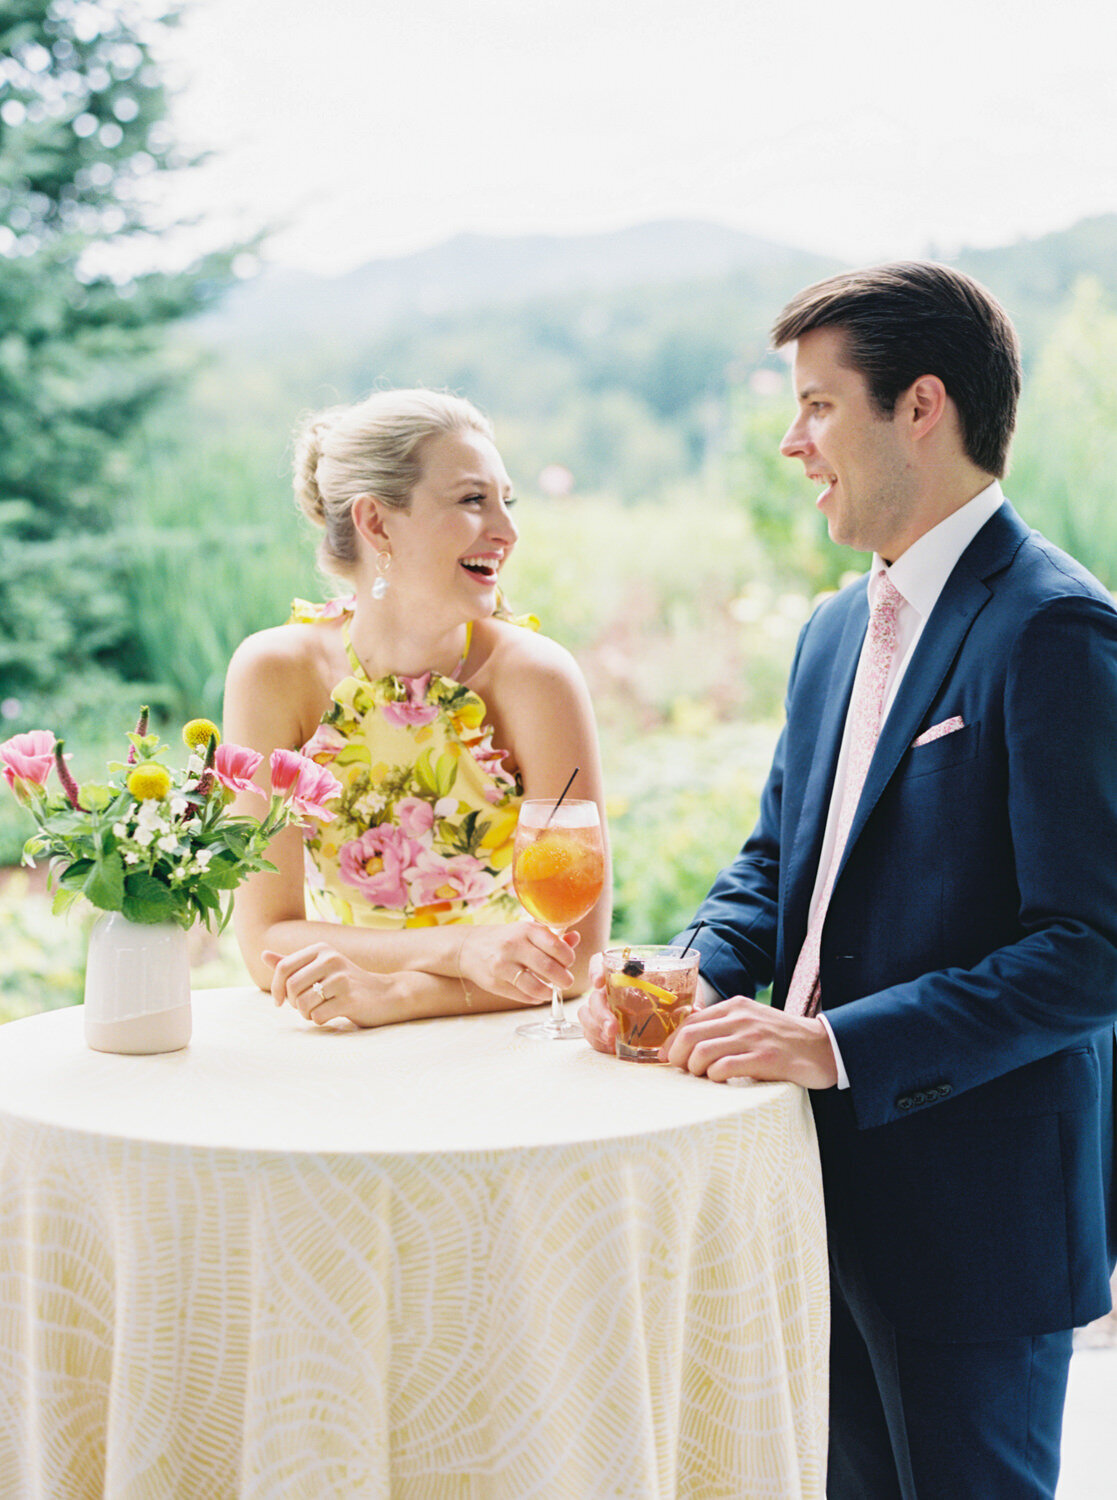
[{"left": 687, "top": 502, "right": 1117, "bottom": 1341}]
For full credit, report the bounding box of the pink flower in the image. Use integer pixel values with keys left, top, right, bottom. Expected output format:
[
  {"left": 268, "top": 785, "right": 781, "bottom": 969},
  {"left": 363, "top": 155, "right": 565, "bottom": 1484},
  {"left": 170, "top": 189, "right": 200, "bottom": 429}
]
[
  {"left": 468, "top": 731, "right": 516, "bottom": 785},
  {"left": 318, "top": 595, "right": 356, "bottom": 620},
  {"left": 0, "top": 731, "right": 56, "bottom": 794},
  {"left": 269, "top": 748, "right": 343, "bottom": 822},
  {"left": 396, "top": 796, "right": 435, "bottom": 843},
  {"left": 214, "top": 743, "right": 266, "bottom": 799},
  {"left": 301, "top": 724, "right": 347, "bottom": 764},
  {"left": 406, "top": 850, "right": 497, "bottom": 908},
  {"left": 382, "top": 674, "right": 439, "bottom": 728},
  {"left": 338, "top": 825, "right": 421, "bottom": 908}
]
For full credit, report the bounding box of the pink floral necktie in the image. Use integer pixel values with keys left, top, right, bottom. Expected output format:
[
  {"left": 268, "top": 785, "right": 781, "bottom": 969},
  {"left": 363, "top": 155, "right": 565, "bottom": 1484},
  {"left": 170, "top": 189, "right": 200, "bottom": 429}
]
[{"left": 785, "top": 572, "right": 904, "bottom": 1018}]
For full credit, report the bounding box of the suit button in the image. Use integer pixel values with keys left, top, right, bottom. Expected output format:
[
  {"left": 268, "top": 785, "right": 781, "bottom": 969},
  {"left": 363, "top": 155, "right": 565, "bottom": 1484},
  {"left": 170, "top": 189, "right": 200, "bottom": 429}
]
[
  {"left": 896, "top": 1096, "right": 912, "bottom": 1111},
  {"left": 937, "top": 1084, "right": 952, "bottom": 1098},
  {"left": 912, "top": 1090, "right": 927, "bottom": 1106}
]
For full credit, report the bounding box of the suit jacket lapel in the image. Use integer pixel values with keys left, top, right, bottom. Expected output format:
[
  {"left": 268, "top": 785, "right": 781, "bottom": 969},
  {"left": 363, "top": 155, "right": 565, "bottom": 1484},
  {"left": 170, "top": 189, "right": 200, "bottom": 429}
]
[
  {"left": 837, "top": 503, "right": 1029, "bottom": 867},
  {"left": 783, "top": 585, "right": 869, "bottom": 943}
]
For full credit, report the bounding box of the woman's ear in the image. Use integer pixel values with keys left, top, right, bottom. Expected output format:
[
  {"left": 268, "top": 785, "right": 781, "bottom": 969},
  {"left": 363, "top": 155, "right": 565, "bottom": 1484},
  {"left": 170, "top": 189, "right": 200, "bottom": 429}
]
[{"left": 351, "top": 493, "right": 392, "bottom": 549}]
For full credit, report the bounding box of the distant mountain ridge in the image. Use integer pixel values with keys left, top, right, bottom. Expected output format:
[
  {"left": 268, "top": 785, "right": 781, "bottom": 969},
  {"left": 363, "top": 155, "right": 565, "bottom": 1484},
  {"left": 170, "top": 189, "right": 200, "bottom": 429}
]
[
  {"left": 201, "top": 213, "right": 1117, "bottom": 359},
  {"left": 204, "top": 219, "right": 837, "bottom": 349}
]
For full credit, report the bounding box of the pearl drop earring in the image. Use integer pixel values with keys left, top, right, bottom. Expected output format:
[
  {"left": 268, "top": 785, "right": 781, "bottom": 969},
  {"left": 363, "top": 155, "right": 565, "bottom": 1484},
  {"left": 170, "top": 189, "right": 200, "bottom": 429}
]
[{"left": 371, "top": 551, "right": 391, "bottom": 600}]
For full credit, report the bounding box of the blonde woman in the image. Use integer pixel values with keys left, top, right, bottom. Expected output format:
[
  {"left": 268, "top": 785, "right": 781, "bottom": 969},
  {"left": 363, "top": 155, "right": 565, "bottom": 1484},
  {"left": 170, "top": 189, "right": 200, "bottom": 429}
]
[{"left": 224, "top": 390, "right": 610, "bottom": 1027}]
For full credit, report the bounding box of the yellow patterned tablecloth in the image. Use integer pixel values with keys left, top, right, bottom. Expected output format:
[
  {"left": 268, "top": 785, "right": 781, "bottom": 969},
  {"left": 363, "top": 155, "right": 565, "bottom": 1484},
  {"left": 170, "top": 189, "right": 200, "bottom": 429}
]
[{"left": 0, "top": 988, "right": 827, "bottom": 1499}]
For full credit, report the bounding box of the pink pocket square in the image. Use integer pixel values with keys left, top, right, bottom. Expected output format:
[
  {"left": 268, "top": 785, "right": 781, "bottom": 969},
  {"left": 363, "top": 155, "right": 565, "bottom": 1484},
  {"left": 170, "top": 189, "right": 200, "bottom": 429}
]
[{"left": 912, "top": 716, "right": 965, "bottom": 748}]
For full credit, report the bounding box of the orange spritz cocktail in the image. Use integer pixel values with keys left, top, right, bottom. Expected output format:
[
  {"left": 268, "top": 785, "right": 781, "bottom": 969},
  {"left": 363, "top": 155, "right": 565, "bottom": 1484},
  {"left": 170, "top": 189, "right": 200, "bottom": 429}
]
[
  {"left": 512, "top": 798, "right": 604, "bottom": 1040},
  {"left": 513, "top": 825, "right": 605, "bottom": 928}
]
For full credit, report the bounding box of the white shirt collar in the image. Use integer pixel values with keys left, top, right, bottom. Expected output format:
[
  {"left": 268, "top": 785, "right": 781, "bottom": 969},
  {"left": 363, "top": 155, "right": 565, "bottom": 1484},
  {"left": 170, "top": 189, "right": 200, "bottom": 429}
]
[{"left": 872, "top": 480, "right": 1004, "bottom": 619}]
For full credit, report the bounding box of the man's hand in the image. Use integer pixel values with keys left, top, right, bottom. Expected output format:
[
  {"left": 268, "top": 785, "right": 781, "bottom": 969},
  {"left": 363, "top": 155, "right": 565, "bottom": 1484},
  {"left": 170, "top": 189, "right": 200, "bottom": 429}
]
[
  {"left": 577, "top": 953, "right": 617, "bottom": 1053},
  {"left": 662, "top": 994, "right": 839, "bottom": 1089}
]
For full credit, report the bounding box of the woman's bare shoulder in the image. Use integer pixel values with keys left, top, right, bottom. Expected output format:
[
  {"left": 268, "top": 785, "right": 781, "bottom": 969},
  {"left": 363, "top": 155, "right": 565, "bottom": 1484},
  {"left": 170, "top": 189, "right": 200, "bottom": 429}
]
[
  {"left": 224, "top": 622, "right": 345, "bottom": 751},
  {"left": 478, "top": 618, "right": 581, "bottom": 683},
  {"left": 227, "top": 621, "right": 337, "bottom": 685}
]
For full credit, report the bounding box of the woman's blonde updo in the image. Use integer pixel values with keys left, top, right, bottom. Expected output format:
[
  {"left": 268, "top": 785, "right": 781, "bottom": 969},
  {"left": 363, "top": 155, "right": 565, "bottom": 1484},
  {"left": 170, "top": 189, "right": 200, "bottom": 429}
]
[{"left": 292, "top": 389, "right": 495, "bottom": 579}]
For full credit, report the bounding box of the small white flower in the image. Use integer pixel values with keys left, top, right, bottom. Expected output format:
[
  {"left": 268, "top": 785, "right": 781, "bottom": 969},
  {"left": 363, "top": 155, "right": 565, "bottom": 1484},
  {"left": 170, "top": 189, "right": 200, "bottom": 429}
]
[
  {"left": 186, "top": 753, "right": 205, "bottom": 776},
  {"left": 136, "top": 801, "right": 166, "bottom": 832},
  {"left": 112, "top": 822, "right": 130, "bottom": 839},
  {"left": 133, "top": 826, "right": 155, "bottom": 847},
  {"left": 434, "top": 796, "right": 458, "bottom": 817},
  {"left": 193, "top": 848, "right": 214, "bottom": 870},
  {"left": 353, "top": 790, "right": 386, "bottom": 820},
  {"left": 123, "top": 851, "right": 140, "bottom": 865},
  {"left": 157, "top": 834, "right": 178, "bottom": 853},
  {"left": 169, "top": 793, "right": 190, "bottom": 818}
]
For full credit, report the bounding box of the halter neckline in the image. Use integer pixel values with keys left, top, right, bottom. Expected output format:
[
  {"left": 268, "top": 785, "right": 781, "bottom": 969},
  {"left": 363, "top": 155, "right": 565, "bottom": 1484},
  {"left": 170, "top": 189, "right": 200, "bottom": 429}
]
[{"left": 342, "top": 621, "right": 473, "bottom": 686}]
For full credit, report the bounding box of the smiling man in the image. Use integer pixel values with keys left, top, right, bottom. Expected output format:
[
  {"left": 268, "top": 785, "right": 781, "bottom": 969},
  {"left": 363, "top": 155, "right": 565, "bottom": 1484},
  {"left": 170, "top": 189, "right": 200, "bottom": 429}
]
[{"left": 581, "top": 262, "right": 1117, "bottom": 1497}]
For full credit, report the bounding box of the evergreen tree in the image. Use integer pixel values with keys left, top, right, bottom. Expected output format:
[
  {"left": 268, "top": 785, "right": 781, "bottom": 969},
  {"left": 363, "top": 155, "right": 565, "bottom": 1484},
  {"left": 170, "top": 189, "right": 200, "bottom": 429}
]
[{"left": 0, "top": 0, "right": 241, "bottom": 732}]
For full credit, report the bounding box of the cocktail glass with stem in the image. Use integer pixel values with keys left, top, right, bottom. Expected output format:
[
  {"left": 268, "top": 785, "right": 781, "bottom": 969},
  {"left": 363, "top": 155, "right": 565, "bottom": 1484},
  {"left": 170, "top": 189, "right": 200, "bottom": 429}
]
[{"left": 512, "top": 798, "right": 604, "bottom": 1040}]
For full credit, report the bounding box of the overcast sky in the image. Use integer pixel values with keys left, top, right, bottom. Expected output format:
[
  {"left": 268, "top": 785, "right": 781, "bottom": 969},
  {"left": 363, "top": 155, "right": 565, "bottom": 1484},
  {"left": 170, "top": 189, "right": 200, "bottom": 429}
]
[{"left": 157, "top": 0, "right": 1117, "bottom": 275}]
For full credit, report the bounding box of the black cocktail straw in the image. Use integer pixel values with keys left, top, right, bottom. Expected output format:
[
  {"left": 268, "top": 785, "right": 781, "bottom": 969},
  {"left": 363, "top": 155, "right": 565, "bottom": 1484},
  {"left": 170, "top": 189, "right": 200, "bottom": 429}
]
[
  {"left": 679, "top": 920, "right": 706, "bottom": 957},
  {"left": 544, "top": 767, "right": 579, "bottom": 826}
]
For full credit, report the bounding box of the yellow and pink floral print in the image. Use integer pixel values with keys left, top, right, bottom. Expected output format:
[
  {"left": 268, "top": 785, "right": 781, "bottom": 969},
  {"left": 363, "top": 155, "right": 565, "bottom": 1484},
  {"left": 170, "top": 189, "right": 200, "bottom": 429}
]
[{"left": 290, "top": 599, "right": 530, "bottom": 930}]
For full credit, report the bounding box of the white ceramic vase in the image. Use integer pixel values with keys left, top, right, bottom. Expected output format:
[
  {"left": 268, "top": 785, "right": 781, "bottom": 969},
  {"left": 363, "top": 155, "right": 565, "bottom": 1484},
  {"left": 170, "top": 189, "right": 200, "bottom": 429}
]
[{"left": 83, "top": 912, "right": 192, "bottom": 1055}]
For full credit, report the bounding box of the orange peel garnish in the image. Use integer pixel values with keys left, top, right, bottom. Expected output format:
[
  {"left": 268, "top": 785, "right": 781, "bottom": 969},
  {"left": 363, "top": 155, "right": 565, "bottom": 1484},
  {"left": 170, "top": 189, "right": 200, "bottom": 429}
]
[{"left": 607, "top": 971, "right": 677, "bottom": 1005}]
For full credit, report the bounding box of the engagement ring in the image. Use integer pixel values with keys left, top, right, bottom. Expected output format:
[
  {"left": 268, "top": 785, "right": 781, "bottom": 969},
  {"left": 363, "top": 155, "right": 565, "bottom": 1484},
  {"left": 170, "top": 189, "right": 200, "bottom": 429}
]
[{"left": 311, "top": 980, "right": 326, "bottom": 1003}]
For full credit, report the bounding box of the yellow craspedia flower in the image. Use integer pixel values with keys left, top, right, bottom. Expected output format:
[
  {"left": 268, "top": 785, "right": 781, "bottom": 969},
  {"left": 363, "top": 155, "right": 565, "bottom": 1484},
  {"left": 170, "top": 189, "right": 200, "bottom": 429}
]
[
  {"left": 127, "top": 764, "right": 172, "bottom": 801},
  {"left": 183, "top": 718, "right": 221, "bottom": 753}
]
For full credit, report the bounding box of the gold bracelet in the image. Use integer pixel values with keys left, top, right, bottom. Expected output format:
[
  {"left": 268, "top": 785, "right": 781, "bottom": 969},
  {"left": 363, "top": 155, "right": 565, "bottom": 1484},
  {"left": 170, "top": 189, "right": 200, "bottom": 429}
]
[{"left": 456, "top": 930, "right": 473, "bottom": 1009}]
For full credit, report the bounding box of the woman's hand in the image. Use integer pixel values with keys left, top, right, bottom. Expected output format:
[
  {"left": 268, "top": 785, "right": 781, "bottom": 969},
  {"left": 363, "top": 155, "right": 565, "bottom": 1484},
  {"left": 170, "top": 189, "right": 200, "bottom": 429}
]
[
  {"left": 262, "top": 943, "right": 393, "bottom": 1028},
  {"left": 576, "top": 953, "right": 618, "bottom": 1054},
  {"left": 456, "top": 921, "right": 578, "bottom": 1006}
]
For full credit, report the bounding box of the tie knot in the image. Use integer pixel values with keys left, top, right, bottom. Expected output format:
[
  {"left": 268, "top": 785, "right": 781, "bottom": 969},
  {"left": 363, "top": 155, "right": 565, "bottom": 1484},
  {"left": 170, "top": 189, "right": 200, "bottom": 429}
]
[{"left": 871, "top": 572, "right": 904, "bottom": 624}]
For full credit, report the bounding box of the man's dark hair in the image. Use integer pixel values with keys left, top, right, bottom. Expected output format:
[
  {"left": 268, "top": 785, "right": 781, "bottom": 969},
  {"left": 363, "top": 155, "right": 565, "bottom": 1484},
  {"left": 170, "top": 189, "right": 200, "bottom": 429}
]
[{"left": 771, "top": 262, "right": 1022, "bottom": 478}]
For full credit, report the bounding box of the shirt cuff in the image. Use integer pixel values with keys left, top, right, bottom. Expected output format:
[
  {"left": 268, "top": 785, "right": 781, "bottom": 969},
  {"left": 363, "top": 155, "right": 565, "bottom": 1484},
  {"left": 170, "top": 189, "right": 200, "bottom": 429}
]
[
  {"left": 818, "top": 1011, "right": 850, "bottom": 1089},
  {"left": 696, "top": 974, "right": 723, "bottom": 1008}
]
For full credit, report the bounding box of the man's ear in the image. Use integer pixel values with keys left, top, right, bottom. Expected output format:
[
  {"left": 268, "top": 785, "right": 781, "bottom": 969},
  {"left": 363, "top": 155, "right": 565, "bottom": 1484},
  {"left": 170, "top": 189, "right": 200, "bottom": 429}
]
[
  {"left": 904, "top": 374, "right": 949, "bottom": 442},
  {"left": 351, "top": 493, "right": 392, "bottom": 549}
]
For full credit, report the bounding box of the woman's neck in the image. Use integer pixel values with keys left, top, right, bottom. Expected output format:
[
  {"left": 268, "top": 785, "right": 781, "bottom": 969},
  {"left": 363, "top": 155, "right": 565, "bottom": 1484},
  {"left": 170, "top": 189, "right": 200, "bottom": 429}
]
[{"left": 347, "top": 599, "right": 471, "bottom": 681}]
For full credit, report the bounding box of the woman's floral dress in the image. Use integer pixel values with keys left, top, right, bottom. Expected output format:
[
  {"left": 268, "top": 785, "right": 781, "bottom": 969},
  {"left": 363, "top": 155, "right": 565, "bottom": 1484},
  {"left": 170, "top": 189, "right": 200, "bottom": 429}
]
[{"left": 291, "top": 598, "right": 533, "bottom": 929}]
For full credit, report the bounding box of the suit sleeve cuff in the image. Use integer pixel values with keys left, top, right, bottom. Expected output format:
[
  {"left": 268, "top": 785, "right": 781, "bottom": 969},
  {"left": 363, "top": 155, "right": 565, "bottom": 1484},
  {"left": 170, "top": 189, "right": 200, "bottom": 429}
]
[{"left": 818, "top": 1011, "right": 850, "bottom": 1089}]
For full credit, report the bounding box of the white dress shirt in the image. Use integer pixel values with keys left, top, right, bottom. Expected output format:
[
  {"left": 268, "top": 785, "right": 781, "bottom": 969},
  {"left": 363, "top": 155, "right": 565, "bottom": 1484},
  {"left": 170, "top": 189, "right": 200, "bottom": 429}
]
[{"left": 700, "top": 481, "right": 1005, "bottom": 1088}]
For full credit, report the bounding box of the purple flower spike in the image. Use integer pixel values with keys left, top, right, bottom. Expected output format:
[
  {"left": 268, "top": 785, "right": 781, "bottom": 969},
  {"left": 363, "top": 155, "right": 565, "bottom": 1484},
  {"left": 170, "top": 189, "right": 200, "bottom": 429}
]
[{"left": 53, "top": 740, "right": 84, "bottom": 811}]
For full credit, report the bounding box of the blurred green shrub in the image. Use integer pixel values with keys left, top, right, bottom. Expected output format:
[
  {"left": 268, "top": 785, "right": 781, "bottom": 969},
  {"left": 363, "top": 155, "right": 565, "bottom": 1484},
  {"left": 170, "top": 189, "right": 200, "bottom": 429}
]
[
  {"left": 1010, "top": 277, "right": 1117, "bottom": 587},
  {"left": 0, "top": 875, "right": 91, "bottom": 1022},
  {"left": 117, "top": 421, "right": 321, "bottom": 721},
  {"left": 606, "top": 721, "right": 779, "bottom": 942}
]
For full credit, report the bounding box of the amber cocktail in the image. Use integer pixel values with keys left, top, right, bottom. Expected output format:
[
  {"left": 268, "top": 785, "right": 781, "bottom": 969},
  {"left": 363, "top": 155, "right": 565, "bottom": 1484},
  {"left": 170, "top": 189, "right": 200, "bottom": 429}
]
[
  {"left": 512, "top": 799, "right": 605, "bottom": 1041},
  {"left": 604, "top": 945, "right": 699, "bottom": 1062}
]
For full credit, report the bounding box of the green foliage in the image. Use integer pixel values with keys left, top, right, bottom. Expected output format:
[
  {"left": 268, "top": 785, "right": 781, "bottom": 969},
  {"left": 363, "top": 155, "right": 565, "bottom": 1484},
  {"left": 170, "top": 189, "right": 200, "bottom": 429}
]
[
  {"left": 116, "top": 413, "right": 320, "bottom": 719},
  {"left": 0, "top": 0, "right": 243, "bottom": 733},
  {"left": 0, "top": 872, "right": 91, "bottom": 1020},
  {"left": 1009, "top": 277, "right": 1117, "bottom": 586},
  {"left": 606, "top": 723, "right": 777, "bottom": 942}
]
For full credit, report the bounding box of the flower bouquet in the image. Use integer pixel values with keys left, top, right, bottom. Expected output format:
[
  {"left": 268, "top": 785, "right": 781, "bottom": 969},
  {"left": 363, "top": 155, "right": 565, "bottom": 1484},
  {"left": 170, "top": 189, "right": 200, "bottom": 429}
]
[
  {"left": 0, "top": 710, "right": 341, "bottom": 932},
  {"left": 1, "top": 711, "right": 343, "bottom": 1054}
]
